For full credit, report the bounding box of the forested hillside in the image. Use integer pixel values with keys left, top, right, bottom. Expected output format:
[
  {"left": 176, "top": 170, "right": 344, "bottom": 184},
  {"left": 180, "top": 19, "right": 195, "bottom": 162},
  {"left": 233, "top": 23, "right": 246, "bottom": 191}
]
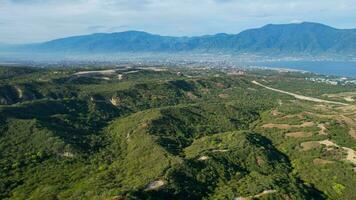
[{"left": 0, "top": 66, "right": 355, "bottom": 199}]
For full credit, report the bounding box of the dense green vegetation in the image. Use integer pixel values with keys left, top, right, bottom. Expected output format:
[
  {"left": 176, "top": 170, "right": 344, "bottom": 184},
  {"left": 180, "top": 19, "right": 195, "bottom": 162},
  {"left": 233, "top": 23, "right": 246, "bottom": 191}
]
[{"left": 0, "top": 66, "right": 355, "bottom": 199}]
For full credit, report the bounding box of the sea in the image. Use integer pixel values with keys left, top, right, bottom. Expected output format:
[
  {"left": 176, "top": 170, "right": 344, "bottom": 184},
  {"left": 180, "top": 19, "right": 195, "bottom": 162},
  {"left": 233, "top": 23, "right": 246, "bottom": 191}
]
[{"left": 244, "top": 61, "right": 356, "bottom": 78}]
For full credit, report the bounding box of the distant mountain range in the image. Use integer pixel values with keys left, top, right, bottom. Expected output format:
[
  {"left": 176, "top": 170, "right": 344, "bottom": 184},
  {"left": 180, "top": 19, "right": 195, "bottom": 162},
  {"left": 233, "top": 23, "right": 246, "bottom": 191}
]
[{"left": 3, "top": 22, "right": 356, "bottom": 56}]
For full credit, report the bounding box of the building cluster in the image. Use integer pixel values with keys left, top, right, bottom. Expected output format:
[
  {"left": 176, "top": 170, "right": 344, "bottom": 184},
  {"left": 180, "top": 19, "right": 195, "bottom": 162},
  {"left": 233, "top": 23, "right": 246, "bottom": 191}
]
[{"left": 306, "top": 77, "right": 356, "bottom": 86}]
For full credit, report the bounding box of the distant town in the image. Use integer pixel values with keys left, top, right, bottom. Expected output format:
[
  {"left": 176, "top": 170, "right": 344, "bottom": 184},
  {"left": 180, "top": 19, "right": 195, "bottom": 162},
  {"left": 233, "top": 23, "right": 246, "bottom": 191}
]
[{"left": 306, "top": 77, "right": 356, "bottom": 86}]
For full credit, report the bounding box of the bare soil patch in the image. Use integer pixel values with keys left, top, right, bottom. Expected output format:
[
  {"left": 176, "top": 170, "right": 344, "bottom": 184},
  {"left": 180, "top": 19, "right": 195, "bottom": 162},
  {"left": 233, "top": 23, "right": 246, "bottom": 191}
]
[
  {"left": 337, "top": 105, "right": 356, "bottom": 113},
  {"left": 145, "top": 180, "right": 165, "bottom": 190},
  {"left": 61, "top": 152, "right": 75, "bottom": 158},
  {"left": 212, "top": 149, "right": 229, "bottom": 153},
  {"left": 256, "top": 156, "right": 265, "bottom": 166},
  {"left": 319, "top": 140, "right": 337, "bottom": 147},
  {"left": 286, "top": 131, "right": 313, "bottom": 138},
  {"left": 262, "top": 121, "right": 314, "bottom": 129},
  {"left": 15, "top": 86, "right": 23, "bottom": 99},
  {"left": 74, "top": 69, "right": 116, "bottom": 76},
  {"left": 318, "top": 140, "right": 356, "bottom": 165},
  {"left": 110, "top": 97, "right": 121, "bottom": 106},
  {"left": 343, "top": 147, "right": 356, "bottom": 165},
  {"left": 349, "top": 128, "right": 356, "bottom": 139},
  {"left": 139, "top": 67, "right": 167, "bottom": 72},
  {"left": 317, "top": 123, "right": 328, "bottom": 135},
  {"left": 323, "top": 92, "right": 356, "bottom": 102},
  {"left": 313, "top": 158, "right": 334, "bottom": 165},
  {"left": 300, "top": 141, "right": 320, "bottom": 151},
  {"left": 344, "top": 97, "right": 355, "bottom": 102},
  {"left": 255, "top": 190, "right": 277, "bottom": 198},
  {"left": 111, "top": 195, "right": 125, "bottom": 200},
  {"left": 198, "top": 156, "right": 209, "bottom": 161},
  {"left": 301, "top": 122, "right": 314, "bottom": 127},
  {"left": 271, "top": 110, "right": 283, "bottom": 116}
]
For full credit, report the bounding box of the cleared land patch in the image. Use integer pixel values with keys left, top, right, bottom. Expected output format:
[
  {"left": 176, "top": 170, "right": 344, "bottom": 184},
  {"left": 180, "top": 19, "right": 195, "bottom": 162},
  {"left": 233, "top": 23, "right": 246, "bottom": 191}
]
[
  {"left": 300, "top": 141, "right": 321, "bottom": 151},
  {"left": 74, "top": 69, "right": 116, "bottom": 76},
  {"left": 198, "top": 156, "right": 209, "bottom": 161},
  {"left": 262, "top": 121, "right": 314, "bottom": 129},
  {"left": 318, "top": 140, "right": 356, "bottom": 165},
  {"left": 323, "top": 92, "right": 356, "bottom": 102},
  {"left": 313, "top": 158, "right": 334, "bottom": 165},
  {"left": 286, "top": 131, "right": 313, "bottom": 138},
  {"left": 317, "top": 123, "right": 328, "bottom": 135},
  {"left": 145, "top": 180, "right": 165, "bottom": 191}
]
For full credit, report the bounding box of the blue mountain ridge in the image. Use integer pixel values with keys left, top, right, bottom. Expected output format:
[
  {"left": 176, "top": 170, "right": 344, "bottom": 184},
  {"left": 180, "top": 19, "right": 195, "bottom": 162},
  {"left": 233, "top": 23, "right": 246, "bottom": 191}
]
[{"left": 5, "top": 22, "right": 356, "bottom": 55}]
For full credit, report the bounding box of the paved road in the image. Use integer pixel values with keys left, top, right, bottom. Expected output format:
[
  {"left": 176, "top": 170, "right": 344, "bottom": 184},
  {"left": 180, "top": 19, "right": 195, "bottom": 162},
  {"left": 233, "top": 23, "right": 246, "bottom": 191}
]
[{"left": 252, "top": 80, "right": 349, "bottom": 106}]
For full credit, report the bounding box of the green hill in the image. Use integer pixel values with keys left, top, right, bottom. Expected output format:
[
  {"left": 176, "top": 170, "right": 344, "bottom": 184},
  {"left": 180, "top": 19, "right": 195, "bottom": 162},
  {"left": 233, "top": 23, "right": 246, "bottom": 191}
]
[{"left": 0, "top": 66, "right": 355, "bottom": 199}]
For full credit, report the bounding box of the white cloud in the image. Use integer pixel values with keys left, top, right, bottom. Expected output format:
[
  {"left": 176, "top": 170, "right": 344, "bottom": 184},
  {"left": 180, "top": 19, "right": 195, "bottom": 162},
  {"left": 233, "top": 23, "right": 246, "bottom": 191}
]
[{"left": 0, "top": 0, "right": 355, "bottom": 43}]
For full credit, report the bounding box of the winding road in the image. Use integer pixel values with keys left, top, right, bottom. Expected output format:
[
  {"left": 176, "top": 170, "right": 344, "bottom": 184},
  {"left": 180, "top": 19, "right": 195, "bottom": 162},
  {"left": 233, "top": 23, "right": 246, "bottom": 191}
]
[{"left": 252, "top": 80, "right": 349, "bottom": 106}]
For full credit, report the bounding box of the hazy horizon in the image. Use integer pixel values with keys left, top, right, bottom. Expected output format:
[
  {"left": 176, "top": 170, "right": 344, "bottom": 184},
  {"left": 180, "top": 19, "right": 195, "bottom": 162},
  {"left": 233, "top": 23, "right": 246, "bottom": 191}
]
[
  {"left": 1, "top": 0, "right": 356, "bottom": 44},
  {"left": 2, "top": 21, "right": 351, "bottom": 45}
]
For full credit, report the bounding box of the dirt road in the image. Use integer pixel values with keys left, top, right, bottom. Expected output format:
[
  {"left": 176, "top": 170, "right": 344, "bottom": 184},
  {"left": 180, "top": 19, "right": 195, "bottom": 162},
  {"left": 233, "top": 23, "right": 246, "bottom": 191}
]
[{"left": 252, "top": 81, "right": 349, "bottom": 106}]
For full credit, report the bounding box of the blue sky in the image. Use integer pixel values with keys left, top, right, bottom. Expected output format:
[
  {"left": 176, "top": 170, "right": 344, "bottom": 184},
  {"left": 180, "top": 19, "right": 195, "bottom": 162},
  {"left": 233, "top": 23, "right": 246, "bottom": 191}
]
[{"left": 1, "top": 0, "right": 356, "bottom": 43}]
